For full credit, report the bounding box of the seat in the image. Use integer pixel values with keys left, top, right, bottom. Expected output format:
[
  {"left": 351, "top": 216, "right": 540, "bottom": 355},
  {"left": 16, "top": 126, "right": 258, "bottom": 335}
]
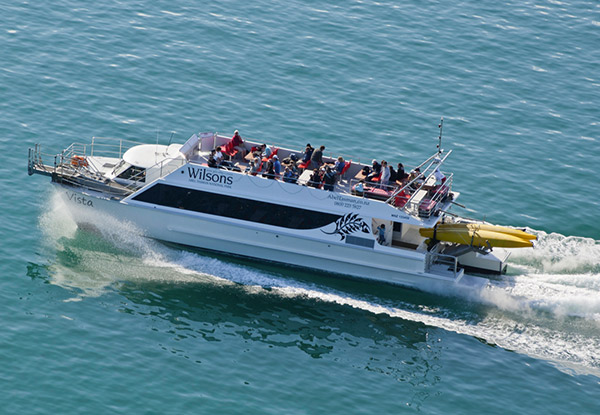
[
  {"left": 266, "top": 147, "right": 279, "bottom": 159},
  {"left": 340, "top": 160, "right": 352, "bottom": 179},
  {"left": 223, "top": 140, "right": 238, "bottom": 158},
  {"left": 298, "top": 159, "right": 311, "bottom": 170}
]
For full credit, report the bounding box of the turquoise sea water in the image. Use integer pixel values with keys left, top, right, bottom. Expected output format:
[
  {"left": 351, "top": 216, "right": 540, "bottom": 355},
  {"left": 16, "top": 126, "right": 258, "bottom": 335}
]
[{"left": 2, "top": 0, "right": 600, "bottom": 413}]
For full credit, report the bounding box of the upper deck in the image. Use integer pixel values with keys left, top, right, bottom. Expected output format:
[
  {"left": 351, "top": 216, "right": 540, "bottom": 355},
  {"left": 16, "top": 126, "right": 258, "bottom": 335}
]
[
  {"left": 183, "top": 132, "right": 455, "bottom": 221},
  {"left": 28, "top": 132, "right": 456, "bottom": 226}
]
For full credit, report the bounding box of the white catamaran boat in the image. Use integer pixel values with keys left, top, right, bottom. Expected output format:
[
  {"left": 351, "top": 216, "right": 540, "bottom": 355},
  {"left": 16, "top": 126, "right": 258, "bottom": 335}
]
[{"left": 28, "top": 122, "right": 535, "bottom": 290}]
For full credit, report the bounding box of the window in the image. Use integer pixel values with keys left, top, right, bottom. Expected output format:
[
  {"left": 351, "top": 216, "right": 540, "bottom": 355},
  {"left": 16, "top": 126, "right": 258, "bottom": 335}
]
[
  {"left": 117, "top": 165, "right": 146, "bottom": 182},
  {"left": 132, "top": 183, "right": 341, "bottom": 230}
]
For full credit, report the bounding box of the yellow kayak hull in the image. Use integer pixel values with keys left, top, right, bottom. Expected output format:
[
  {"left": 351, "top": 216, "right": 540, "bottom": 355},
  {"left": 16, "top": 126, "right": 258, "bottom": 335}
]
[
  {"left": 419, "top": 224, "right": 536, "bottom": 248},
  {"left": 435, "top": 223, "right": 537, "bottom": 240}
]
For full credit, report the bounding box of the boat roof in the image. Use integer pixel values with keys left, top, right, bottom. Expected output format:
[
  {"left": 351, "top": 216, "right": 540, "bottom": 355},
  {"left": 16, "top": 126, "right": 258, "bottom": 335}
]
[{"left": 123, "top": 144, "right": 183, "bottom": 168}]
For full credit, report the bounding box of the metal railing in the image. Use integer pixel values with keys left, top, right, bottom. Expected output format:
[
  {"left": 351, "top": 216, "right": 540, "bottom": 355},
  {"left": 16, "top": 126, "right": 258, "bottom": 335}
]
[
  {"left": 425, "top": 250, "right": 460, "bottom": 280},
  {"left": 385, "top": 150, "right": 452, "bottom": 205},
  {"left": 28, "top": 136, "right": 184, "bottom": 194},
  {"left": 89, "top": 136, "right": 147, "bottom": 158}
]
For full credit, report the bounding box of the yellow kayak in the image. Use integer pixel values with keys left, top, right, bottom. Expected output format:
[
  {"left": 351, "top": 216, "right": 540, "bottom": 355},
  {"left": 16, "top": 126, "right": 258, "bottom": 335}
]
[
  {"left": 434, "top": 223, "right": 537, "bottom": 240},
  {"left": 419, "top": 224, "right": 536, "bottom": 248}
]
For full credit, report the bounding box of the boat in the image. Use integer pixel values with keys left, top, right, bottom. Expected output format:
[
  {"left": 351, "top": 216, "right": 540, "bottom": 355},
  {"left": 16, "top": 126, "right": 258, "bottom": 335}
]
[{"left": 27, "top": 123, "right": 536, "bottom": 289}]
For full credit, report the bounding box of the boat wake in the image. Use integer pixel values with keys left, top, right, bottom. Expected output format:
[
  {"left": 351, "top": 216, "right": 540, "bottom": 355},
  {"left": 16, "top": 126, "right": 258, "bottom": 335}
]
[{"left": 39, "top": 190, "right": 600, "bottom": 376}]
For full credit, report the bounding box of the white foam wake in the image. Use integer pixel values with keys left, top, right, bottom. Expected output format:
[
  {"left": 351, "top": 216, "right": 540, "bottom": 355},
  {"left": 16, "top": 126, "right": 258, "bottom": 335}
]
[{"left": 38, "top": 190, "right": 600, "bottom": 375}]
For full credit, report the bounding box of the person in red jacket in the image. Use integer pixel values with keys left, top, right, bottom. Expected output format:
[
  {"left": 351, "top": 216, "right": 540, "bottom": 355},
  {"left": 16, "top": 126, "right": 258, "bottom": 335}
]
[{"left": 231, "top": 130, "right": 247, "bottom": 158}]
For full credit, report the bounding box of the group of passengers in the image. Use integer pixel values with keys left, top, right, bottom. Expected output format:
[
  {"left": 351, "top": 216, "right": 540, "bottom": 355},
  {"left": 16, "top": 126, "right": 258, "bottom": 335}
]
[
  {"left": 362, "top": 159, "right": 410, "bottom": 188},
  {"left": 209, "top": 130, "right": 439, "bottom": 193}
]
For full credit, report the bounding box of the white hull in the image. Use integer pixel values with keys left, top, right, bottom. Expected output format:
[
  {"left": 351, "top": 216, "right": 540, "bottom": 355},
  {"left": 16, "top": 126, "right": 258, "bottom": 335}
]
[{"left": 55, "top": 184, "right": 482, "bottom": 290}]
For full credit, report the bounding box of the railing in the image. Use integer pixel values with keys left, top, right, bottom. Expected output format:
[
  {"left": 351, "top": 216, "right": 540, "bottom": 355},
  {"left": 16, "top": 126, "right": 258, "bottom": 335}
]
[
  {"left": 28, "top": 136, "right": 183, "bottom": 195},
  {"left": 386, "top": 150, "right": 452, "bottom": 206},
  {"left": 425, "top": 250, "right": 460, "bottom": 280},
  {"left": 348, "top": 172, "right": 453, "bottom": 216},
  {"left": 89, "top": 136, "right": 147, "bottom": 158},
  {"left": 405, "top": 174, "right": 453, "bottom": 217}
]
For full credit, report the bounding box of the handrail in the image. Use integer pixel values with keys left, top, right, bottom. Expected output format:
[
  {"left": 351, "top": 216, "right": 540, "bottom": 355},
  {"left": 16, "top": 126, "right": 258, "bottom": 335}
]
[
  {"left": 386, "top": 150, "right": 452, "bottom": 206},
  {"left": 425, "top": 251, "right": 460, "bottom": 279}
]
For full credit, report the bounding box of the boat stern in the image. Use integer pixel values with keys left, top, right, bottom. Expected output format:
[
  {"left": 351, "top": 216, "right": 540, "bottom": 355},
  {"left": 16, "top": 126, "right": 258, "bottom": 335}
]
[{"left": 454, "top": 247, "right": 511, "bottom": 275}]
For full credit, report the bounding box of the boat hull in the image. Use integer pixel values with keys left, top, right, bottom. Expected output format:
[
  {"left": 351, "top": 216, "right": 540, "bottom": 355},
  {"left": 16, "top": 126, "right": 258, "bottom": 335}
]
[{"left": 53, "top": 184, "right": 477, "bottom": 290}]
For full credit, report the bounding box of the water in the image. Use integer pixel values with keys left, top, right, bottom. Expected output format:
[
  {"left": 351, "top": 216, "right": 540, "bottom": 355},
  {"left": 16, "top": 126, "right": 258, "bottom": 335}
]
[{"left": 2, "top": 0, "right": 600, "bottom": 413}]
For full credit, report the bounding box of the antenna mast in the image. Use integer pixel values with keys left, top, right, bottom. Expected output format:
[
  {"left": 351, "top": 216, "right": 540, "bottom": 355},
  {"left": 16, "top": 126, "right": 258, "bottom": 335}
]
[{"left": 437, "top": 117, "right": 444, "bottom": 155}]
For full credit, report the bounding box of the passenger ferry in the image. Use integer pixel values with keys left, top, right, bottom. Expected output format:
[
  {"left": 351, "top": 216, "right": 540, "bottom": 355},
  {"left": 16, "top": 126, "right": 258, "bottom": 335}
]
[{"left": 28, "top": 123, "right": 535, "bottom": 290}]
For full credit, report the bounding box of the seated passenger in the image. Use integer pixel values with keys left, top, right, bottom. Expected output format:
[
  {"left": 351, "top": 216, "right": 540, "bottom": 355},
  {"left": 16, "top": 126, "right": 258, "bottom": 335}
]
[
  {"left": 247, "top": 160, "right": 258, "bottom": 175},
  {"left": 407, "top": 168, "right": 424, "bottom": 189},
  {"left": 366, "top": 159, "right": 381, "bottom": 182},
  {"left": 282, "top": 166, "right": 296, "bottom": 183},
  {"left": 388, "top": 163, "right": 397, "bottom": 182},
  {"left": 261, "top": 144, "right": 272, "bottom": 159},
  {"left": 272, "top": 155, "right": 281, "bottom": 176},
  {"left": 307, "top": 169, "right": 322, "bottom": 188},
  {"left": 301, "top": 144, "right": 314, "bottom": 163},
  {"left": 207, "top": 150, "right": 218, "bottom": 168},
  {"left": 214, "top": 146, "right": 225, "bottom": 164},
  {"left": 264, "top": 159, "right": 276, "bottom": 179},
  {"left": 231, "top": 130, "right": 247, "bottom": 158},
  {"left": 396, "top": 163, "right": 408, "bottom": 183}
]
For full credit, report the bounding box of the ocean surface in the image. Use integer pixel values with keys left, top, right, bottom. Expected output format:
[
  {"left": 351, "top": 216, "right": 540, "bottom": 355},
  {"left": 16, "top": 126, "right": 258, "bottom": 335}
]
[{"left": 2, "top": 0, "right": 600, "bottom": 413}]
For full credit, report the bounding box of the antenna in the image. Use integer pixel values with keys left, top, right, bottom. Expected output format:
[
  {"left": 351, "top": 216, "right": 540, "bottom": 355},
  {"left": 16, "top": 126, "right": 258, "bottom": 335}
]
[
  {"left": 437, "top": 117, "right": 444, "bottom": 154},
  {"left": 168, "top": 131, "right": 174, "bottom": 146}
]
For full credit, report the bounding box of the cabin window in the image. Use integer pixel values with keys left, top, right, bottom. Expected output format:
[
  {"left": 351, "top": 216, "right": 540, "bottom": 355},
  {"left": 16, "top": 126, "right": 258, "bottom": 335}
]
[
  {"left": 117, "top": 165, "right": 146, "bottom": 182},
  {"left": 132, "top": 183, "right": 341, "bottom": 230}
]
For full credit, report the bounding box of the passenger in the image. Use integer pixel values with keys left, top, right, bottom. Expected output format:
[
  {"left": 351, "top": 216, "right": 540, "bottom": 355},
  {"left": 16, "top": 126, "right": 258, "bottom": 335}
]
[
  {"left": 289, "top": 162, "right": 300, "bottom": 183},
  {"left": 396, "top": 163, "right": 408, "bottom": 183},
  {"left": 231, "top": 130, "right": 247, "bottom": 158},
  {"left": 262, "top": 159, "right": 275, "bottom": 179},
  {"left": 247, "top": 160, "right": 258, "bottom": 175},
  {"left": 334, "top": 156, "right": 345, "bottom": 175},
  {"left": 388, "top": 163, "right": 397, "bottom": 182},
  {"left": 380, "top": 160, "right": 391, "bottom": 188},
  {"left": 272, "top": 155, "right": 281, "bottom": 176},
  {"left": 376, "top": 224, "right": 386, "bottom": 244},
  {"left": 434, "top": 168, "right": 446, "bottom": 184},
  {"left": 261, "top": 144, "right": 273, "bottom": 159},
  {"left": 310, "top": 145, "right": 325, "bottom": 169},
  {"left": 282, "top": 153, "right": 298, "bottom": 166},
  {"left": 323, "top": 166, "right": 336, "bottom": 191},
  {"left": 307, "top": 168, "right": 322, "bottom": 188},
  {"left": 282, "top": 166, "right": 295, "bottom": 183},
  {"left": 301, "top": 144, "right": 314, "bottom": 163},
  {"left": 408, "top": 167, "right": 424, "bottom": 189},
  {"left": 207, "top": 150, "right": 218, "bottom": 168},
  {"left": 214, "top": 146, "right": 224, "bottom": 164},
  {"left": 366, "top": 159, "right": 381, "bottom": 182}
]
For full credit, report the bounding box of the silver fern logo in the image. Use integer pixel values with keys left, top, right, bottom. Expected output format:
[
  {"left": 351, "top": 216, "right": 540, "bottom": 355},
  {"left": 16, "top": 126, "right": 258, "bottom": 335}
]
[{"left": 321, "top": 213, "right": 370, "bottom": 240}]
